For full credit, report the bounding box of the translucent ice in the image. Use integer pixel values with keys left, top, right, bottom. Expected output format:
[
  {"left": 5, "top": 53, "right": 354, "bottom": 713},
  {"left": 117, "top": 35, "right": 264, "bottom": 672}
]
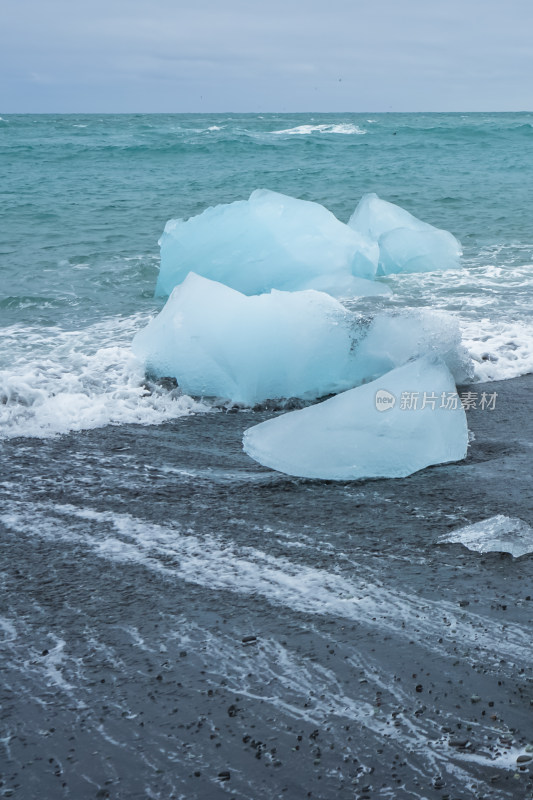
[
  {"left": 439, "top": 516, "right": 533, "bottom": 558},
  {"left": 133, "top": 273, "right": 364, "bottom": 405},
  {"left": 156, "top": 189, "right": 383, "bottom": 298},
  {"left": 133, "top": 275, "right": 472, "bottom": 405},
  {"left": 243, "top": 357, "right": 468, "bottom": 480},
  {"left": 352, "top": 310, "right": 474, "bottom": 385},
  {"left": 348, "top": 193, "right": 462, "bottom": 275}
]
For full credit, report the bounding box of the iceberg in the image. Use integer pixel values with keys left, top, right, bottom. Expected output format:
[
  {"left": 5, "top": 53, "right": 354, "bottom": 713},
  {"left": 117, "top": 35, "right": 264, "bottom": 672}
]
[
  {"left": 243, "top": 357, "right": 468, "bottom": 480},
  {"left": 348, "top": 193, "right": 462, "bottom": 275},
  {"left": 133, "top": 275, "right": 472, "bottom": 405},
  {"left": 133, "top": 273, "right": 364, "bottom": 405},
  {"left": 439, "top": 516, "right": 533, "bottom": 558},
  {"left": 156, "top": 189, "right": 384, "bottom": 298}
]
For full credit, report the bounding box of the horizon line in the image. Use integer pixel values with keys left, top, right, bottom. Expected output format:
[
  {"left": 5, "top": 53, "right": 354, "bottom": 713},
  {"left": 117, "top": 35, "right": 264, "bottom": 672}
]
[{"left": 2, "top": 109, "right": 532, "bottom": 116}]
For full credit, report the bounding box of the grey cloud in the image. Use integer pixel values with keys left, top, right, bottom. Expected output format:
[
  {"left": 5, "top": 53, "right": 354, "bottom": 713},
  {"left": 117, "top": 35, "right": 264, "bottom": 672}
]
[{"left": 1, "top": 0, "right": 532, "bottom": 111}]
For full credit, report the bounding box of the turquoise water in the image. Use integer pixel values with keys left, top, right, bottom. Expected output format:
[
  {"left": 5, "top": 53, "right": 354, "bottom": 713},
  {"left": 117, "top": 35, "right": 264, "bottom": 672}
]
[{"left": 1, "top": 112, "right": 532, "bottom": 436}]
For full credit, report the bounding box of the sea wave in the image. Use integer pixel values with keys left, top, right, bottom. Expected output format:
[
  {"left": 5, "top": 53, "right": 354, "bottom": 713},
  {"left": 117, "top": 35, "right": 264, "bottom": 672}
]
[
  {"left": 380, "top": 259, "right": 533, "bottom": 382},
  {"left": 272, "top": 123, "right": 367, "bottom": 136},
  {"left": 0, "top": 315, "right": 209, "bottom": 440},
  {"left": 0, "top": 303, "right": 531, "bottom": 441}
]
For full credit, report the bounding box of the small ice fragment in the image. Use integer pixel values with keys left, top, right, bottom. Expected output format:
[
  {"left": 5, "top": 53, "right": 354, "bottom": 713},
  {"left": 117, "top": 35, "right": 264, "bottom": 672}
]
[{"left": 439, "top": 516, "right": 533, "bottom": 558}]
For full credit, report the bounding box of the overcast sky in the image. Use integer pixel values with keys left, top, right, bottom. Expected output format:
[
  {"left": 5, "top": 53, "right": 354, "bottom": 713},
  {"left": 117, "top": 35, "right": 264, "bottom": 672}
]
[{"left": 1, "top": 0, "right": 532, "bottom": 113}]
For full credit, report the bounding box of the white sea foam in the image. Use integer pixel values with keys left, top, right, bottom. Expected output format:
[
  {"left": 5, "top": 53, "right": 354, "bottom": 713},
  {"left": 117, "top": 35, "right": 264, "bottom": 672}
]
[
  {"left": 272, "top": 123, "right": 366, "bottom": 135},
  {"left": 0, "top": 617, "right": 17, "bottom": 642},
  {"left": 0, "top": 308, "right": 530, "bottom": 441},
  {"left": 461, "top": 319, "right": 533, "bottom": 382},
  {"left": 2, "top": 501, "right": 530, "bottom": 670},
  {"left": 382, "top": 259, "right": 533, "bottom": 382},
  {"left": 0, "top": 314, "right": 209, "bottom": 439},
  {"left": 3, "top": 499, "right": 530, "bottom": 791}
]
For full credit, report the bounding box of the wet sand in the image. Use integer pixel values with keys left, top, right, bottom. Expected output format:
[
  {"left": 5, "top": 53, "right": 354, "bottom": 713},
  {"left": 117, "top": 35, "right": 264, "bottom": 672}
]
[{"left": 0, "top": 374, "right": 532, "bottom": 799}]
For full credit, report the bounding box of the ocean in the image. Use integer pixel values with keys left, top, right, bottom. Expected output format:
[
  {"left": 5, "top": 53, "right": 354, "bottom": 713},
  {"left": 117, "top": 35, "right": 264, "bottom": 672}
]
[
  {"left": 1, "top": 112, "right": 533, "bottom": 436},
  {"left": 1, "top": 113, "right": 532, "bottom": 799}
]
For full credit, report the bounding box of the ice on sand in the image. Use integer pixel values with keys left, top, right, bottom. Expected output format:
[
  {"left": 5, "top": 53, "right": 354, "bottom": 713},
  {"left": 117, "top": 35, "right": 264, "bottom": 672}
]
[
  {"left": 133, "top": 275, "right": 472, "bottom": 405},
  {"left": 133, "top": 273, "right": 364, "bottom": 405},
  {"left": 243, "top": 357, "right": 468, "bottom": 480},
  {"left": 439, "top": 516, "right": 533, "bottom": 558}
]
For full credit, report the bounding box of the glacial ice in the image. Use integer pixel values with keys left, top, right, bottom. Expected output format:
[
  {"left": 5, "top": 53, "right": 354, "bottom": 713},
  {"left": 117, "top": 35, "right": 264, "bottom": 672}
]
[
  {"left": 352, "top": 310, "right": 474, "bottom": 385},
  {"left": 155, "top": 189, "right": 383, "bottom": 298},
  {"left": 243, "top": 357, "right": 469, "bottom": 480},
  {"left": 439, "top": 516, "right": 533, "bottom": 558},
  {"left": 133, "top": 273, "right": 363, "bottom": 405},
  {"left": 348, "top": 193, "right": 462, "bottom": 275},
  {"left": 133, "top": 274, "right": 472, "bottom": 405}
]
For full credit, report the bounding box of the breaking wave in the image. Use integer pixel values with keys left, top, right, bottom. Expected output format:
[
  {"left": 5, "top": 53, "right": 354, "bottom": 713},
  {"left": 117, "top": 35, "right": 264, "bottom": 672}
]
[
  {"left": 0, "top": 315, "right": 209, "bottom": 440},
  {"left": 272, "top": 123, "right": 367, "bottom": 136}
]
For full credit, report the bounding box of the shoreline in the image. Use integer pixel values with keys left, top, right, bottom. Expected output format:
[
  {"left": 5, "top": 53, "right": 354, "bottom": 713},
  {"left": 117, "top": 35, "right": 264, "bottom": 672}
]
[{"left": 0, "top": 372, "right": 532, "bottom": 799}]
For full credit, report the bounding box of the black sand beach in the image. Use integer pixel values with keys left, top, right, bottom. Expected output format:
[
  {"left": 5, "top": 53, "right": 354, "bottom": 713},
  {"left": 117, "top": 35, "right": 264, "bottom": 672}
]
[{"left": 1, "top": 374, "right": 532, "bottom": 799}]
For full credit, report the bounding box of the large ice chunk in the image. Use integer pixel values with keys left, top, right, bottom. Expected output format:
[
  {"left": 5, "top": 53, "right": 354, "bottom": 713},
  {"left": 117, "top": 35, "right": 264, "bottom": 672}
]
[
  {"left": 243, "top": 357, "right": 468, "bottom": 480},
  {"left": 348, "top": 193, "right": 462, "bottom": 275},
  {"left": 133, "top": 273, "right": 363, "bottom": 405},
  {"left": 133, "top": 276, "right": 472, "bottom": 405},
  {"left": 156, "top": 189, "right": 382, "bottom": 297},
  {"left": 439, "top": 516, "right": 533, "bottom": 558}
]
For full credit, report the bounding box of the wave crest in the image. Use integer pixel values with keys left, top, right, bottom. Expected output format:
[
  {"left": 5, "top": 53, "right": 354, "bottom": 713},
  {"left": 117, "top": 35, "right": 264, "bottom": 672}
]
[{"left": 272, "top": 123, "right": 366, "bottom": 136}]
